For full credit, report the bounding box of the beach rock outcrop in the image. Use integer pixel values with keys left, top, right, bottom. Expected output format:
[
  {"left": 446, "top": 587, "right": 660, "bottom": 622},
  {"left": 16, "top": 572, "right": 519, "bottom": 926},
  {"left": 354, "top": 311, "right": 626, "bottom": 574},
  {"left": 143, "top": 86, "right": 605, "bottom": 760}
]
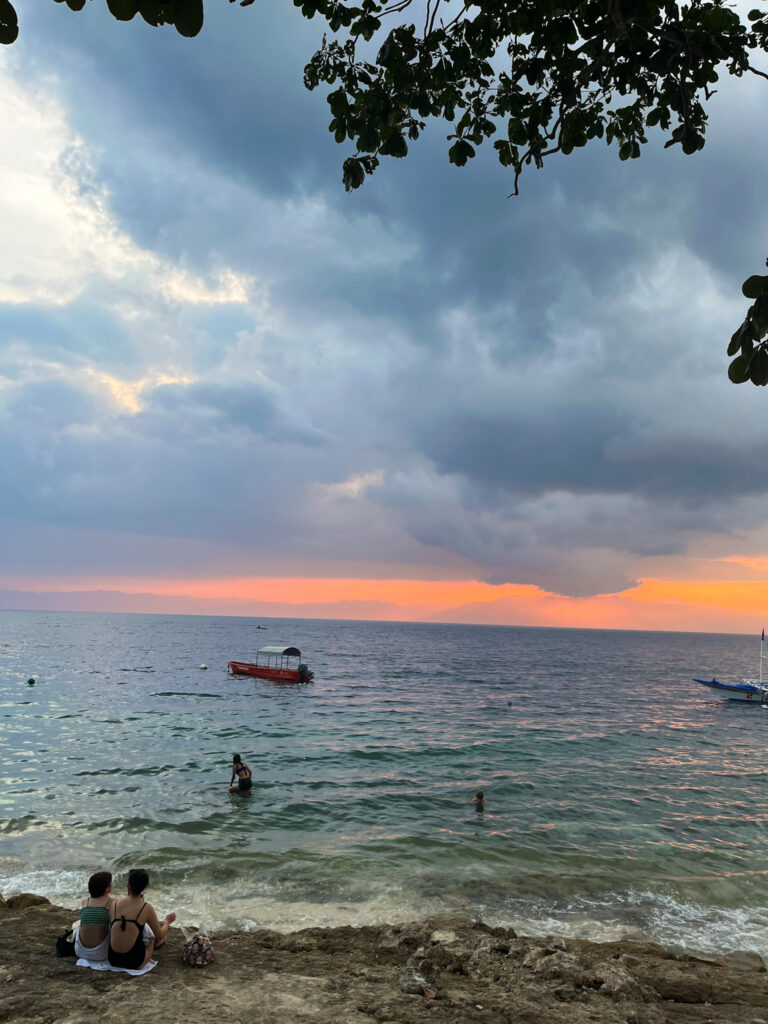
[
  {"left": 6, "top": 892, "right": 50, "bottom": 910},
  {"left": 2, "top": 895, "right": 767, "bottom": 1024}
]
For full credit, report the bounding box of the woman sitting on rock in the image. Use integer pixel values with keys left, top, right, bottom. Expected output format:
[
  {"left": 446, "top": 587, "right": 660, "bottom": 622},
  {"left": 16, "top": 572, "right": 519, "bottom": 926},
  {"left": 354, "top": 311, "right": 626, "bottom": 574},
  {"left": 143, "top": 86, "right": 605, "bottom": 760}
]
[
  {"left": 74, "top": 870, "right": 114, "bottom": 961},
  {"left": 108, "top": 868, "right": 176, "bottom": 970}
]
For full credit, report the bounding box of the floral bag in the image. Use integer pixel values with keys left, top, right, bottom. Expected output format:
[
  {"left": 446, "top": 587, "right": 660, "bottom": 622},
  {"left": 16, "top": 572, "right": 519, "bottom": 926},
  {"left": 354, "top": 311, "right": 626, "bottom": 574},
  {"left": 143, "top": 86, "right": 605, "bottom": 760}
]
[{"left": 181, "top": 929, "right": 214, "bottom": 968}]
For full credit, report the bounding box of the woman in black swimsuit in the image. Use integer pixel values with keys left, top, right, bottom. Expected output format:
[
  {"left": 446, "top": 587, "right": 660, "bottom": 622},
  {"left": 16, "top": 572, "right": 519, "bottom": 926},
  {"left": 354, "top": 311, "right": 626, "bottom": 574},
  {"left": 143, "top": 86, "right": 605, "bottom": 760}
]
[
  {"left": 229, "top": 753, "right": 253, "bottom": 796},
  {"left": 108, "top": 868, "right": 177, "bottom": 970}
]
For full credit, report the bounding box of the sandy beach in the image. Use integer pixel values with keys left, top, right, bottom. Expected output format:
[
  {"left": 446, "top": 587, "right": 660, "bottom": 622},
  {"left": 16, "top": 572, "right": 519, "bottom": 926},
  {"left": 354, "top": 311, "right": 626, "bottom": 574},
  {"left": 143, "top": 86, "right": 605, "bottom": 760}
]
[{"left": 3, "top": 892, "right": 768, "bottom": 1024}]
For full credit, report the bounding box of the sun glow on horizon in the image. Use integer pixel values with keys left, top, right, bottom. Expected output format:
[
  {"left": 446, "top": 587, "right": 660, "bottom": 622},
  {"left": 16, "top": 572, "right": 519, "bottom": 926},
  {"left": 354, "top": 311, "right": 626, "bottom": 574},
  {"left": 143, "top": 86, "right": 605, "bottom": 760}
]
[
  {"left": 2, "top": 571, "right": 768, "bottom": 634},
  {"left": 0, "top": 574, "right": 544, "bottom": 608}
]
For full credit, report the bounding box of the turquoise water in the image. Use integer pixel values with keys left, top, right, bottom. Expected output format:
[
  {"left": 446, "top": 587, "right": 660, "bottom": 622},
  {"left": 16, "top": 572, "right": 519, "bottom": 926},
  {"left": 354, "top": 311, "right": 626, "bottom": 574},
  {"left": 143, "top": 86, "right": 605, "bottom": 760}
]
[{"left": 2, "top": 610, "right": 768, "bottom": 953}]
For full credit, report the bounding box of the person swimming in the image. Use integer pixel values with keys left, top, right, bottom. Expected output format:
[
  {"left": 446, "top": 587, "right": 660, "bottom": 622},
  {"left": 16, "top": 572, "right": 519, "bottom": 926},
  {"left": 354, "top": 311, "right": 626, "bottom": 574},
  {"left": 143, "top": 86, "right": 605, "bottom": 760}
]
[
  {"left": 473, "top": 790, "right": 485, "bottom": 811},
  {"left": 229, "top": 753, "right": 253, "bottom": 796}
]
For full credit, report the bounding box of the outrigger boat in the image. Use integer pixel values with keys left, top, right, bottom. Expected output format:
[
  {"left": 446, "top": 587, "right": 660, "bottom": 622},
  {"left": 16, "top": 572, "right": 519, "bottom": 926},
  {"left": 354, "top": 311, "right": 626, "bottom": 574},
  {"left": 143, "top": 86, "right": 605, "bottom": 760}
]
[
  {"left": 227, "top": 645, "right": 314, "bottom": 684},
  {"left": 693, "top": 630, "right": 768, "bottom": 703},
  {"left": 693, "top": 678, "right": 768, "bottom": 702}
]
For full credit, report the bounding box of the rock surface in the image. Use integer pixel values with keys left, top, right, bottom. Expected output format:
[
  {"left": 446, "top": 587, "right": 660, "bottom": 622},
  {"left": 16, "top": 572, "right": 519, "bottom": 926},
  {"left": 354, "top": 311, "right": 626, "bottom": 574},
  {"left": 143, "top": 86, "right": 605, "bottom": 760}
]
[{"left": 3, "top": 897, "right": 768, "bottom": 1024}]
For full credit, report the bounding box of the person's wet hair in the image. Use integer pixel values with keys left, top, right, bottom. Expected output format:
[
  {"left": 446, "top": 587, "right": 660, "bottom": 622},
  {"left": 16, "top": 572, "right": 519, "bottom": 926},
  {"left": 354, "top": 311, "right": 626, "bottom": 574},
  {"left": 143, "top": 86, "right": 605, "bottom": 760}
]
[
  {"left": 88, "top": 870, "right": 112, "bottom": 897},
  {"left": 127, "top": 868, "right": 149, "bottom": 895},
  {"left": 233, "top": 754, "right": 241, "bottom": 764}
]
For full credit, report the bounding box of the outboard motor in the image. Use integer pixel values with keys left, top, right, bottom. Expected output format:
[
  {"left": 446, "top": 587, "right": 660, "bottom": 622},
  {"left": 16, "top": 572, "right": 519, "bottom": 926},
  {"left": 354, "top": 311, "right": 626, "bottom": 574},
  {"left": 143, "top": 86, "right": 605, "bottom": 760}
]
[{"left": 298, "top": 664, "right": 314, "bottom": 684}]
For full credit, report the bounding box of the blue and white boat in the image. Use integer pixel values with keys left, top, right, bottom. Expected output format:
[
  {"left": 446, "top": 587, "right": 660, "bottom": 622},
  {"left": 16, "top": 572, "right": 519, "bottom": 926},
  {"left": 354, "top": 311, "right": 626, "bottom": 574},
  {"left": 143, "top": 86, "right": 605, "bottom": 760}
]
[
  {"left": 693, "top": 630, "right": 768, "bottom": 702},
  {"left": 692, "top": 677, "right": 767, "bottom": 702}
]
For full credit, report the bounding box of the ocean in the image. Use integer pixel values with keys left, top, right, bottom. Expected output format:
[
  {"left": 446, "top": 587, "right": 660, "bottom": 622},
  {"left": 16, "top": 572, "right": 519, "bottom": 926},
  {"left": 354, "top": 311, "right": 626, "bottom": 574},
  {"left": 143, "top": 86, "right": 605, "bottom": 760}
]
[{"left": 2, "top": 610, "right": 768, "bottom": 955}]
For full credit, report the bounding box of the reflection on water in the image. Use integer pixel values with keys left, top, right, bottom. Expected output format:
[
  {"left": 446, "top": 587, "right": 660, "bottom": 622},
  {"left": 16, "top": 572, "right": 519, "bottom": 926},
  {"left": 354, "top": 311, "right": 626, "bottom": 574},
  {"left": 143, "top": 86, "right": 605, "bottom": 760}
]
[{"left": 2, "top": 612, "right": 768, "bottom": 952}]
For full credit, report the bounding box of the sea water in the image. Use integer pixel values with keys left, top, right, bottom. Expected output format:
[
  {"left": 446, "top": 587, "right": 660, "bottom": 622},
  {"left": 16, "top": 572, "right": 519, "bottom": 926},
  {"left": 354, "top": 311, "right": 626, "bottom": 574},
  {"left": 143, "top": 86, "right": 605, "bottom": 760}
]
[{"left": 2, "top": 611, "right": 768, "bottom": 954}]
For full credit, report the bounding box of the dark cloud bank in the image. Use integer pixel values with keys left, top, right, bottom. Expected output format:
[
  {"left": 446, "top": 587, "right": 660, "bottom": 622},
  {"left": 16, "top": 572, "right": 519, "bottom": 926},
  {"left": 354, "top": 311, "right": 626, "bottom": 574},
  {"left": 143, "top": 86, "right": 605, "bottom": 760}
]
[{"left": 2, "top": 3, "right": 768, "bottom": 602}]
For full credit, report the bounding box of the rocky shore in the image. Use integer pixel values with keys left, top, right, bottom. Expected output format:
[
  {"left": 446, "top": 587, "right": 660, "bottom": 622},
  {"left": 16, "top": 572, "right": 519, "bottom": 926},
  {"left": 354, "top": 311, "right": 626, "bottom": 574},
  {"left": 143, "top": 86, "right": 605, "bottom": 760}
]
[{"left": 3, "top": 892, "right": 768, "bottom": 1024}]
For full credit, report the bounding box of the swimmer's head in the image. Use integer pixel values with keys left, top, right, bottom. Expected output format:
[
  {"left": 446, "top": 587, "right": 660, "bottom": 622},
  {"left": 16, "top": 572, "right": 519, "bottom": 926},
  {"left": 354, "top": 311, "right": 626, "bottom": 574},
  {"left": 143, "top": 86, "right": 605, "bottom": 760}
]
[
  {"left": 475, "top": 791, "right": 484, "bottom": 800},
  {"left": 127, "top": 868, "right": 149, "bottom": 896},
  {"left": 233, "top": 753, "right": 242, "bottom": 764},
  {"left": 88, "top": 871, "right": 113, "bottom": 897}
]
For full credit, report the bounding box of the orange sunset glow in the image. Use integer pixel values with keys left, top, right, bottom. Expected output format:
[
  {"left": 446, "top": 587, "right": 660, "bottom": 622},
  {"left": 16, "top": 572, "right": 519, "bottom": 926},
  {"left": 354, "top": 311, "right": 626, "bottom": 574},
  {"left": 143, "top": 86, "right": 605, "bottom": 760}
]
[
  {"left": 3, "top": 575, "right": 537, "bottom": 605},
  {"left": 3, "top": 571, "right": 768, "bottom": 634}
]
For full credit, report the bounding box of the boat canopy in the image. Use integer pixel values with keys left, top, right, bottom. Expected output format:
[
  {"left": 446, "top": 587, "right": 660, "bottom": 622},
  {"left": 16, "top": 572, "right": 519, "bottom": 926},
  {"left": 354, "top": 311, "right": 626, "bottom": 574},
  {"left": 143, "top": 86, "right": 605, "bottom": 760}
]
[{"left": 257, "top": 646, "right": 301, "bottom": 658}]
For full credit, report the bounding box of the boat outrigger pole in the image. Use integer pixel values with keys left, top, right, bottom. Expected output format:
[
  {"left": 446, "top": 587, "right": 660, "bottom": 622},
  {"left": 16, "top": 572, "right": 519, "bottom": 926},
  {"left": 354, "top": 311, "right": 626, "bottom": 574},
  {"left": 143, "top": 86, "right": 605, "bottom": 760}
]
[{"left": 762, "top": 628, "right": 765, "bottom": 686}]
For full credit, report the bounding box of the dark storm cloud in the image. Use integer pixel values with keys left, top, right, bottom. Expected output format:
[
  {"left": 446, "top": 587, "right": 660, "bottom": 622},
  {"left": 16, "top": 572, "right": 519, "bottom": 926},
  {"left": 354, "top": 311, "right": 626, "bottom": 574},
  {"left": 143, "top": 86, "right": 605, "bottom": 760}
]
[
  {"left": 0, "top": 371, "right": 330, "bottom": 544},
  {"left": 3, "top": 4, "right": 768, "bottom": 597},
  {"left": 17, "top": 1, "right": 333, "bottom": 198},
  {"left": 405, "top": 395, "right": 768, "bottom": 502},
  {"left": 17, "top": 1, "right": 764, "bottom": 333},
  {"left": 360, "top": 464, "right": 761, "bottom": 595},
  {"left": 142, "top": 379, "right": 328, "bottom": 446}
]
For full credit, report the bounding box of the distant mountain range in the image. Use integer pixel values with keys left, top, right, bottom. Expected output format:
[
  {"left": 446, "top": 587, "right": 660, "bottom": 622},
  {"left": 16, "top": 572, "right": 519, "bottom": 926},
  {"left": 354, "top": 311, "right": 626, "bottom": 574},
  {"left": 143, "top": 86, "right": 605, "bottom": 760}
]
[
  {"left": 0, "top": 588, "right": 443, "bottom": 622},
  {"left": 0, "top": 586, "right": 749, "bottom": 633}
]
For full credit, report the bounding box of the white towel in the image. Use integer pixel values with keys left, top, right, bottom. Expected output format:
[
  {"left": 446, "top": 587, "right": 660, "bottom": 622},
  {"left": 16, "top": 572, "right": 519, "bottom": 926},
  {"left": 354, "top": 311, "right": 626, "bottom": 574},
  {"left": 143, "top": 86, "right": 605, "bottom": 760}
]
[{"left": 76, "top": 958, "right": 157, "bottom": 976}]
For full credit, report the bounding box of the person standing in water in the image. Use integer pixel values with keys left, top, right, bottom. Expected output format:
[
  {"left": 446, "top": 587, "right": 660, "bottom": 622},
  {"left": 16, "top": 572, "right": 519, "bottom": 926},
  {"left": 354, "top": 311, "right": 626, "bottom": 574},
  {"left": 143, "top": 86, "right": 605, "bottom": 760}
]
[{"left": 229, "top": 753, "right": 253, "bottom": 796}]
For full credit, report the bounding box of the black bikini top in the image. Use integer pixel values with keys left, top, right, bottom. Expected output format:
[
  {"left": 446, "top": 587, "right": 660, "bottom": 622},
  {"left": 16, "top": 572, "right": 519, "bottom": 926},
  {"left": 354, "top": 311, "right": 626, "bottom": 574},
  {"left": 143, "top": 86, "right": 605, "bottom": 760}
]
[{"left": 112, "top": 901, "right": 147, "bottom": 932}]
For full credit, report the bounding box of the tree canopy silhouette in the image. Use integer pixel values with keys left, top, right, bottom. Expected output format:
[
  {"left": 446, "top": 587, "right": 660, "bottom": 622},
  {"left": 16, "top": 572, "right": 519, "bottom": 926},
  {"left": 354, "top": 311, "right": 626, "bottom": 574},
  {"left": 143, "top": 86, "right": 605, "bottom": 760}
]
[{"left": 3, "top": 0, "right": 768, "bottom": 383}]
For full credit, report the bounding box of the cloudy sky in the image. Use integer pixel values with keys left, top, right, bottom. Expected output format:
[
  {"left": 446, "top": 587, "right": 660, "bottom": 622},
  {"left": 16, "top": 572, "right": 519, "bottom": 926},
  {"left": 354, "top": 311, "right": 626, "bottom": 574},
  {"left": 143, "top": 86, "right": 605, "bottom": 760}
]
[{"left": 1, "top": 1, "right": 768, "bottom": 631}]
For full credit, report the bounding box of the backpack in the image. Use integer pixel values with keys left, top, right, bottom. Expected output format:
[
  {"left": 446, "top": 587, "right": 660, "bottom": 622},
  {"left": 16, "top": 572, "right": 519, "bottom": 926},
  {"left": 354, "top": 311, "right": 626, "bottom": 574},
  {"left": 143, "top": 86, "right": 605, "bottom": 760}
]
[
  {"left": 55, "top": 928, "right": 76, "bottom": 958},
  {"left": 181, "top": 930, "right": 214, "bottom": 968}
]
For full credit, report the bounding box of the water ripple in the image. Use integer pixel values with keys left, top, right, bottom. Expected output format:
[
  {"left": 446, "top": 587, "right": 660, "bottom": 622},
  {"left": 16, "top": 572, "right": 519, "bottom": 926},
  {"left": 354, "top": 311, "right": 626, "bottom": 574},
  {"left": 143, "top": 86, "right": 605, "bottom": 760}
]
[{"left": 2, "top": 612, "right": 768, "bottom": 952}]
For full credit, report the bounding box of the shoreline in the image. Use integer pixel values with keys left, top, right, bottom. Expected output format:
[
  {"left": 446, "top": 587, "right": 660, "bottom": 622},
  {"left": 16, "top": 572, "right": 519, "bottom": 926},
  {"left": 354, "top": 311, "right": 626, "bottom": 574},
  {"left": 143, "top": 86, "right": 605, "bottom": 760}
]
[
  {"left": 4, "top": 893, "right": 768, "bottom": 1024},
  {"left": 5, "top": 874, "right": 767, "bottom": 959}
]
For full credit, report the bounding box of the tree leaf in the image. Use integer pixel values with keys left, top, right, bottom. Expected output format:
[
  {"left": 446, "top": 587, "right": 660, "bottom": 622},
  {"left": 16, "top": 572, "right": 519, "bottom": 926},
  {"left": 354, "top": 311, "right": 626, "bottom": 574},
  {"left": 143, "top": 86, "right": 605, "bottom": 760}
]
[
  {"left": 742, "top": 275, "right": 768, "bottom": 299},
  {"left": 448, "top": 138, "right": 475, "bottom": 166},
  {"left": 139, "top": 0, "right": 169, "bottom": 25},
  {"left": 749, "top": 347, "right": 768, "bottom": 386},
  {"left": 728, "top": 353, "right": 751, "bottom": 384},
  {"left": 342, "top": 156, "right": 366, "bottom": 191},
  {"left": 728, "top": 325, "right": 745, "bottom": 357},
  {"left": 379, "top": 131, "right": 408, "bottom": 158},
  {"left": 754, "top": 291, "right": 768, "bottom": 332},
  {"left": 106, "top": 0, "right": 140, "bottom": 19},
  {"left": 0, "top": 0, "right": 17, "bottom": 45},
  {"left": 175, "top": 0, "right": 204, "bottom": 37}
]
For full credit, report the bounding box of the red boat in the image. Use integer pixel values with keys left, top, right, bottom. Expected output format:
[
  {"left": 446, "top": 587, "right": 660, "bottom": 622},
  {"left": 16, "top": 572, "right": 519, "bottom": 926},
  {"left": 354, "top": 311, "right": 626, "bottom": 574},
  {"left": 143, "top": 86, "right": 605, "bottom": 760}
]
[{"left": 227, "top": 646, "right": 314, "bottom": 684}]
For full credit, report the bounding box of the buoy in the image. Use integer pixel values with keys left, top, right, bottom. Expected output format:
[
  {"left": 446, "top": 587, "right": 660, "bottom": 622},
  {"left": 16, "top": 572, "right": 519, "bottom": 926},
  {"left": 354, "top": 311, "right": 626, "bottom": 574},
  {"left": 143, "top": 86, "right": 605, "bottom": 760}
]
[
  {"left": 27, "top": 678, "right": 35, "bottom": 686},
  {"left": 199, "top": 664, "right": 207, "bottom": 670}
]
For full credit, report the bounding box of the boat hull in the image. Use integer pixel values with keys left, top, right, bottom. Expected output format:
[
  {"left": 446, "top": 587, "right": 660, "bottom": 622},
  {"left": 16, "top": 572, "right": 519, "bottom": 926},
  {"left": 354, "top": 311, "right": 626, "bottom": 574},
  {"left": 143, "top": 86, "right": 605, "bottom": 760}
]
[
  {"left": 693, "top": 677, "right": 767, "bottom": 702},
  {"left": 227, "top": 661, "right": 310, "bottom": 684}
]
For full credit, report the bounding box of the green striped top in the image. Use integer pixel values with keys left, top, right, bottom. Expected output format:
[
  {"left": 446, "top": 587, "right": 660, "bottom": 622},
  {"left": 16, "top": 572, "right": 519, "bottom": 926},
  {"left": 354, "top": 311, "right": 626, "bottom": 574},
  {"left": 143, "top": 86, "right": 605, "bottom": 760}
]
[{"left": 80, "top": 900, "right": 110, "bottom": 927}]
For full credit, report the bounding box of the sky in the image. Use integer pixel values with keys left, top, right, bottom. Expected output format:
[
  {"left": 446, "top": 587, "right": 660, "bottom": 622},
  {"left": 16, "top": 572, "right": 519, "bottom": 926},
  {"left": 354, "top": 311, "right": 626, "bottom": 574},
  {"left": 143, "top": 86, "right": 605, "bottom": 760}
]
[{"left": 1, "top": 1, "right": 768, "bottom": 631}]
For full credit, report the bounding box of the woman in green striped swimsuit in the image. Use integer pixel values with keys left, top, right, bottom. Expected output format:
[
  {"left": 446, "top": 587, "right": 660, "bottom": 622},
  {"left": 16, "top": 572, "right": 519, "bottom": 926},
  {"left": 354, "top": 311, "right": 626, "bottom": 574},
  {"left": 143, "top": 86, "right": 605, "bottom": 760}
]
[{"left": 74, "top": 871, "right": 114, "bottom": 961}]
